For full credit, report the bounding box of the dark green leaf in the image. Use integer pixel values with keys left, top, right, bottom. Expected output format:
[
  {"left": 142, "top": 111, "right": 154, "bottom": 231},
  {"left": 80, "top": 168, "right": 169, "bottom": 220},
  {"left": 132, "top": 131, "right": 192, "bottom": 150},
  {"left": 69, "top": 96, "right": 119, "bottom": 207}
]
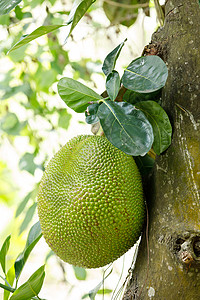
[
  {"left": 18, "top": 203, "right": 37, "bottom": 235},
  {"left": 122, "top": 56, "right": 168, "bottom": 93},
  {"left": 58, "top": 77, "right": 102, "bottom": 113},
  {"left": 106, "top": 70, "right": 120, "bottom": 101},
  {"left": 85, "top": 103, "right": 100, "bottom": 124},
  {"left": 123, "top": 89, "right": 161, "bottom": 104},
  {"left": 15, "top": 221, "right": 42, "bottom": 280},
  {"left": 8, "top": 25, "right": 65, "bottom": 53},
  {"left": 135, "top": 101, "right": 172, "bottom": 154},
  {"left": 97, "top": 100, "right": 153, "bottom": 156},
  {"left": 102, "top": 39, "right": 126, "bottom": 76},
  {"left": 19, "top": 153, "right": 37, "bottom": 175},
  {"left": 10, "top": 265, "right": 45, "bottom": 300},
  {"left": 134, "top": 154, "right": 155, "bottom": 176},
  {"left": 0, "top": 0, "right": 22, "bottom": 15},
  {"left": 0, "top": 235, "right": 11, "bottom": 274},
  {"left": 73, "top": 266, "right": 87, "bottom": 280},
  {"left": 64, "top": 0, "right": 95, "bottom": 42}
]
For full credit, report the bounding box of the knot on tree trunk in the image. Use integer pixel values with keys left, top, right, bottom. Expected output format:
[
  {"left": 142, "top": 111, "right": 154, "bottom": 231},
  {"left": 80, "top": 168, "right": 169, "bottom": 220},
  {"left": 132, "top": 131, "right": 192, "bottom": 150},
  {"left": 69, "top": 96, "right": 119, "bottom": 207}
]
[{"left": 172, "top": 232, "right": 200, "bottom": 269}]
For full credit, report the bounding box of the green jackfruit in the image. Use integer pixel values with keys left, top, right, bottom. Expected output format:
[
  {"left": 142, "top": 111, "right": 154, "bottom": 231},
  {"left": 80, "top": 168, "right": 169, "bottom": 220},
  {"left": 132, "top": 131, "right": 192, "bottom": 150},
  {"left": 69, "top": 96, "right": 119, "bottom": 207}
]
[{"left": 37, "top": 135, "right": 145, "bottom": 268}]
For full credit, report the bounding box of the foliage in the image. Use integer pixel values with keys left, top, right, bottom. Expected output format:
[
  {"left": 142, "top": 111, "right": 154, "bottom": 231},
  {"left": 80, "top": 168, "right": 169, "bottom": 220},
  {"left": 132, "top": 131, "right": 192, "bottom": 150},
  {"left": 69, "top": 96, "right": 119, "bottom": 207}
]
[
  {"left": 0, "top": 223, "right": 44, "bottom": 300},
  {"left": 0, "top": 0, "right": 171, "bottom": 298},
  {"left": 59, "top": 48, "right": 171, "bottom": 162}
]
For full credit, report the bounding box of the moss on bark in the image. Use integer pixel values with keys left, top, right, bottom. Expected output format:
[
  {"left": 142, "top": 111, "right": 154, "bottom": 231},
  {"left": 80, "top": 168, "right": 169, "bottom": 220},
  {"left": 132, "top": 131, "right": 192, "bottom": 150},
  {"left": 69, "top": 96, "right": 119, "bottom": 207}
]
[{"left": 123, "top": 0, "right": 200, "bottom": 299}]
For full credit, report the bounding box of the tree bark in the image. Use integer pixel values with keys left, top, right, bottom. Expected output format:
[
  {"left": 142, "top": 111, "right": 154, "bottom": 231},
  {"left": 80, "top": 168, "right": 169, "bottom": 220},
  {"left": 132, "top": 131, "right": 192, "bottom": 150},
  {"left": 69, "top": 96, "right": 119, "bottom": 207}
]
[{"left": 123, "top": 0, "right": 200, "bottom": 299}]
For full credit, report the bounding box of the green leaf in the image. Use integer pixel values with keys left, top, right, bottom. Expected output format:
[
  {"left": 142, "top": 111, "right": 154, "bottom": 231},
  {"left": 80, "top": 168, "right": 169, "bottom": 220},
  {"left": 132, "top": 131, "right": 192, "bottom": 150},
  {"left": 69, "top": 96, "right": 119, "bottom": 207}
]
[
  {"left": 58, "top": 77, "right": 102, "bottom": 113},
  {"left": 135, "top": 101, "right": 172, "bottom": 155},
  {"left": 0, "top": 0, "right": 22, "bottom": 15},
  {"left": 65, "top": 0, "right": 95, "bottom": 42},
  {"left": 73, "top": 266, "right": 87, "bottom": 280},
  {"left": 97, "top": 288, "right": 112, "bottom": 294},
  {"left": 15, "top": 5, "right": 23, "bottom": 20},
  {"left": 8, "top": 25, "right": 65, "bottom": 53},
  {"left": 102, "top": 39, "right": 126, "bottom": 76},
  {"left": 19, "top": 153, "right": 37, "bottom": 175},
  {"left": 97, "top": 100, "right": 154, "bottom": 156},
  {"left": 122, "top": 56, "right": 168, "bottom": 93},
  {"left": 58, "top": 110, "right": 72, "bottom": 130},
  {"left": 10, "top": 265, "right": 45, "bottom": 300},
  {"left": 4, "top": 265, "right": 15, "bottom": 300},
  {"left": 123, "top": 89, "right": 161, "bottom": 104},
  {"left": 103, "top": 0, "right": 138, "bottom": 27},
  {"left": 15, "top": 221, "right": 42, "bottom": 281},
  {"left": 0, "top": 113, "right": 26, "bottom": 136},
  {"left": 134, "top": 154, "right": 155, "bottom": 176},
  {"left": 0, "top": 235, "right": 11, "bottom": 274},
  {"left": 19, "top": 202, "right": 37, "bottom": 235},
  {"left": 106, "top": 71, "right": 120, "bottom": 101},
  {"left": 85, "top": 103, "right": 100, "bottom": 124},
  {"left": 15, "top": 192, "right": 32, "bottom": 218}
]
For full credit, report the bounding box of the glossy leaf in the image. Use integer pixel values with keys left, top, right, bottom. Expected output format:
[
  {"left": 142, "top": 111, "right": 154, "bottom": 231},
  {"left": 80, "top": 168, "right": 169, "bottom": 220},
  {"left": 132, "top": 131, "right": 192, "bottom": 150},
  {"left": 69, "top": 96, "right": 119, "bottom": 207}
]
[
  {"left": 58, "top": 77, "right": 102, "bottom": 113},
  {"left": 73, "top": 266, "right": 87, "bottom": 280},
  {"left": 123, "top": 89, "right": 161, "bottom": 104},
  {"left": 134, "top": 154, "right": 155, "bottom": 176},
  {"left": 10, "top": 265, "right": 45, "bottom": 300},
  {"left": 8, "top": 25, "right": 65, "bottom": 53},
  {"left": 102, "top": 39, "right": 126, "bottom": 76},
  {"left": 122, "top": 56, "right": 168, "bottom": 93},
  {"left": 97, "top": 100, "right": 154, "bottom": 156},
  {"left": 135, "top": 101, "right": 172, "bottom": 155},
  {"left": 19, "top": 202, "right": 37, "bottom": 235},
  {"left": 65, "top": 0, "right": 95, "bottom": 42},
  {"left": 15, "top": 221, "right": 42, "bottom": 280},
  {"left": 85, "top": 103, "right": 100, "bottom": 124},
  {"left": 106, "top": 70, "right": 120, "bottom": 101},
  {"left": 0, "top": 235, "right": 11, "bottom": 274},
  {"left": 0, "top": 0, "right": 22, "bottom": 15},
  {"left": 4, "top": 265, "right": 15, "bottom": 300}
]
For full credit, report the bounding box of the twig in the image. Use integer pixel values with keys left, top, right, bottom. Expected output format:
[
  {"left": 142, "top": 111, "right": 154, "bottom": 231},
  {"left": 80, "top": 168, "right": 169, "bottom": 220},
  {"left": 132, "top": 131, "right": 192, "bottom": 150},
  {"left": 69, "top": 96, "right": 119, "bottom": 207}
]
[{"left": 154, "top": 0, "right": 165, "bottom": 26}]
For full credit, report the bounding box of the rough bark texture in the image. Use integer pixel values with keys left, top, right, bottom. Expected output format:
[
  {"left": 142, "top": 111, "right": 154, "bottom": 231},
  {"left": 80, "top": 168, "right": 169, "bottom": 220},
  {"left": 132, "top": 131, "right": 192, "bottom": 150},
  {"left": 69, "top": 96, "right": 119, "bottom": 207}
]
[{"left": 123, "top": 0, "right": 200, "bottom": 299}]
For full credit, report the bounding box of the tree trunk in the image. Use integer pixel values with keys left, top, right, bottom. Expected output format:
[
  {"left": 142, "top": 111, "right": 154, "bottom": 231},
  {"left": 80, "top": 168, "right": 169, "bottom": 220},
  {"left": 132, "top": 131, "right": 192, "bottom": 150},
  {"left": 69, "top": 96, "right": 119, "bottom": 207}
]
[{"left": 123, "top": 0, "right": 200, "bottom": 299}]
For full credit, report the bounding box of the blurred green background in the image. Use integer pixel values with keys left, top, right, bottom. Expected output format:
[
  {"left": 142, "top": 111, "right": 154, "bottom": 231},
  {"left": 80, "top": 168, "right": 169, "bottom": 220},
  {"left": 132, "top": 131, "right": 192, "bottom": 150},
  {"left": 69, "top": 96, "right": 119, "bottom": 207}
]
[{"left": 0, "top": 0, "right": 160, "bottom": 299}]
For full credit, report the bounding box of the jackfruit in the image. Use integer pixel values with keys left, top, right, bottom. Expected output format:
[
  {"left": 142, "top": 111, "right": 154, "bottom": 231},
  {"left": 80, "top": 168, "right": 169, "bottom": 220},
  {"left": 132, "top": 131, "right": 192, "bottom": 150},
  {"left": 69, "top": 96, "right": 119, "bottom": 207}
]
[{"left": 37, "top": 135, "right": 145, "bottom": 268}]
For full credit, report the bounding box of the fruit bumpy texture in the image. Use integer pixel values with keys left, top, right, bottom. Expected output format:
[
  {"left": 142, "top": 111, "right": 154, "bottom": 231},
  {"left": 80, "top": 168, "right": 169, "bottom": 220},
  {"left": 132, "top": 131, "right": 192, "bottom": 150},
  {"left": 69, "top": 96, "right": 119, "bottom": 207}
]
[{"left": 37, "top": 135, "right": 145, "bottom": 268}]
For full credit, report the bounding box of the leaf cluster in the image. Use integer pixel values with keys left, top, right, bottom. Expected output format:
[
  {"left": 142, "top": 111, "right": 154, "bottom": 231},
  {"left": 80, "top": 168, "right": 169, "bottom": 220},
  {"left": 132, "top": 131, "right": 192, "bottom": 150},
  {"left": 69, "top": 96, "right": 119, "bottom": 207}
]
[
  {"left": 58, "top": 41, "right": 172, "bottom": 170},
  {"left": 0, "top": 222, "right": 45, "bottom": 300}
]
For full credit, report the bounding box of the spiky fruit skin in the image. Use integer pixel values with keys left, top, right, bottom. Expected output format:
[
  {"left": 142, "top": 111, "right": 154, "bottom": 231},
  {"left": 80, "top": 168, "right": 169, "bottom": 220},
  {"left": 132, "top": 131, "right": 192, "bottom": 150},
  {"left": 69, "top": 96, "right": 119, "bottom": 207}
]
[{"left": 37, "top": 135, "right": 145, "bottom": 268}]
